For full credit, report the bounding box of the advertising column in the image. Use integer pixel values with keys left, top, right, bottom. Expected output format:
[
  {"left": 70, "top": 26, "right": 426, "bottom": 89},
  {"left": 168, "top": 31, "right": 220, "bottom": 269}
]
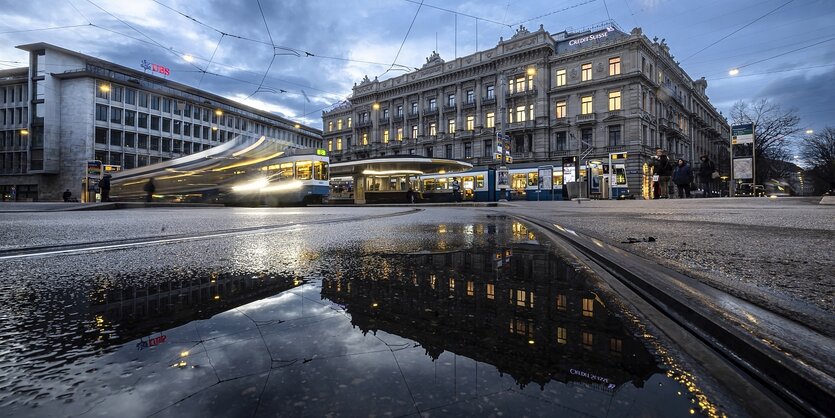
[{"left": 730, "top": 123, "right": 755, "bottom": 196}]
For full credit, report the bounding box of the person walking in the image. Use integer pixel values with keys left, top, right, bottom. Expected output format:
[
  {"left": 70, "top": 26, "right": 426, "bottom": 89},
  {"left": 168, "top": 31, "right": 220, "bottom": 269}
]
[
  {"left": 672, "top": 158, "right": 693, "bottom": 198},
  {"left": 698, "top": 155, "right": 716, "bottom": 198},
  {"left": 100, "top": 173, "right": 112, "bottom": 202},
  {"left": 143, "top": 178, "right": 156, "bottom": 202},
  {"left": 652, "top": 148, "right": 673, "bottom": 198},
  {"left": 406, "top": 187, "right": 415, "bottom": 204},
  {"left": 451, "top": 178, "right": 461, "bottom": 202},
  {"left": 62, "top": 189, "right": 73, "bottom": 202}
]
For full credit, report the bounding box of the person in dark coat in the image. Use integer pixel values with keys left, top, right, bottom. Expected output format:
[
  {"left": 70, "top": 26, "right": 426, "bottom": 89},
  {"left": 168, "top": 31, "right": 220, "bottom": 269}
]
[
  {"left": 100, "top": 174, "right": 112, "bottom": 202},
  {"left": 406, "top": 187, "right": 415, "bottom": 204},
  {"left": 143, "top": 178, "right": 156, "bottom": 202},
  {"left": 651, "top": 148, "right": 673, "bottom": 198},
  {"left": 63, "top": 189, "right": 72, "bottom": 202},
  {"left": 672, "top": 158, "right": 693, "bottom": 198},
  {"left": 698, "top": 155, "right": 716, "bottom": 197}
]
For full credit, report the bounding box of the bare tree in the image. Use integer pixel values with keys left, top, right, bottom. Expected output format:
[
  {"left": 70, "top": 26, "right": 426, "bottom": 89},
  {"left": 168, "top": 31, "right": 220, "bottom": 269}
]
[
  {"left": 799, "top": 126, "right": 835, "bottom": 194},
  {"left": 731, "top": 99, "right": 801, "bottom": 183}
]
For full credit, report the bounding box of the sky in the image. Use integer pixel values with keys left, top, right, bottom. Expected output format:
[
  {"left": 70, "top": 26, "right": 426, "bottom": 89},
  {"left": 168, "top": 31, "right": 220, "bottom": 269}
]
[{"left": 1, "top": 0, "right": 833, "bottom": 135}]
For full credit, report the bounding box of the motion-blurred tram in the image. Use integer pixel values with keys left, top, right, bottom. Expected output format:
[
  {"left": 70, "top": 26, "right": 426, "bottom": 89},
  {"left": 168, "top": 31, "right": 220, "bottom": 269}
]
[{"left": 110, "top": 135, "right": 329, "bottom": 205}]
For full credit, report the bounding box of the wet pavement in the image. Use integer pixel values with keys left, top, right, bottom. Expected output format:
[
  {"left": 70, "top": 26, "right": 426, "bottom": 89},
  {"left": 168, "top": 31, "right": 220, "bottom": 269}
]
[{"left": 0, "top": 208, "right": 715, "bottom": 417}]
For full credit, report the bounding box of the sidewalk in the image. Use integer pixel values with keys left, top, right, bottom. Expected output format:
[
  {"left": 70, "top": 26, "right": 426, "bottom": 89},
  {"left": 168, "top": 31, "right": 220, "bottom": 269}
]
[{"left": 501, "top": 197, "right": 835, "bottom": 335}]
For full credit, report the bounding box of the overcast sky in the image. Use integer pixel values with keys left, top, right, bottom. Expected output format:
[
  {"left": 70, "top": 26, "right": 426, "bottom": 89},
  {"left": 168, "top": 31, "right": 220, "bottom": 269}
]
[{"left": 1, "top": 0, "right": 833, "bottom": 134}]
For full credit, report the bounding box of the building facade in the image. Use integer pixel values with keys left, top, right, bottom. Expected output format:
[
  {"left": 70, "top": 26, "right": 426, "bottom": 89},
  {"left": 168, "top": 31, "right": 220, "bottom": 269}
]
[
  {"left": 1, "top": 43, "right": 322, "bottom": 201},
  {"left": 322, "top": 23, "right": 730, "bottom": 199}
]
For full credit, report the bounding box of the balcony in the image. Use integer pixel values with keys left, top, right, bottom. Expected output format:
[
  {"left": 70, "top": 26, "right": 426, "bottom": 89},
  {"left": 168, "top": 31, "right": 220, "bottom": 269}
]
[
  {"left": 507, "top": 88, "right": 537, "bottom": 98},
  {"left": 378, "top": 117, "right": 389, "bottom": 124},
  {"left": 356, "top": 119, "right": 372, "bottom": 128},
  {"left": 482, "top": 96, "right": 496, "bottom": 105},
  {"left": 605, "top": 110, "right": 623, "bottom": 119},
  {"left": 505, "top": 120, "right": 536, "bottom": 131},
  {"left": 551, "top": 117, "right": 569, "bottom": 127},
  {"left": 576, "top": 113, "right": 596, "bottom": 124},
  {"left": 462, "top": 100, "right": 476, "bottom": 109},
  {"left": 424, "top": 107, "right": 439, "bottom": 115},
  {"left": 443, "top": 104, "right": 456, "bottom": 112},
  {"left": 407, "top": 111, "right": 420, "bottom": 119},
  {"left": 393, "top": 114, "right": 404, "bottom": 122}
]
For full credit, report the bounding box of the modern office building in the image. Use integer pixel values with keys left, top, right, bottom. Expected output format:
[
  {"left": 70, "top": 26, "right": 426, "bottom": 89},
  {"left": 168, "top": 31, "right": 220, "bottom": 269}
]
[
  {"left": 0, "top": 43, "right": 322, "bottom": 201},
  {"left": 322, "top": 22, "right": 730, "bottom": 199}
]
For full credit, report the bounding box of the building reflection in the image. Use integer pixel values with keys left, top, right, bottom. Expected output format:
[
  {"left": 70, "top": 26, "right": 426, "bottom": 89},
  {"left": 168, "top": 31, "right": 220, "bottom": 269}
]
[
  {"left": 321, "top": 232, "right": 658, "bottom": 391},
  {"left": 89, "top": 272, "right": 299, "bottom": 345}
]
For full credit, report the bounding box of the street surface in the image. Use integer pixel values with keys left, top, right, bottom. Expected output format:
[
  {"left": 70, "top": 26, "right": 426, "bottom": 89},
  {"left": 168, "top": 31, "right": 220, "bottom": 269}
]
[{"left": 0, "top": 198, "right": 831, "bottom": 417}]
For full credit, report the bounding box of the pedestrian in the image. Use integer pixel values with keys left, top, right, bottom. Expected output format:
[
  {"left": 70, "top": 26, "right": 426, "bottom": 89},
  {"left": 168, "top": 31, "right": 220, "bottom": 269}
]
[
  {"left": 143, "top": 178, "right": 156, "bottom": 202},
  {"left": 100, "top": 173, "right": 112, "bottom": 202},
  {"left": 672, "top": 158, "right": 693, "bottom": 198},
  {"left": 63, "top": 189, "right": 72, "bottom": 202},
  {"left": 698, "top": 155, "right": 716, "bottom": 198},
  {"left": 651, "top": 148, "right": 673, "bottom": 198},
  {"left": 10, "top": 185, "right": 16, "bottom": 201},
  {"left": 406, "top": 187, "right": 415, "bottom": 204},
  {"left": 451, "top": 178, "right": 461, "bottom": 202}
]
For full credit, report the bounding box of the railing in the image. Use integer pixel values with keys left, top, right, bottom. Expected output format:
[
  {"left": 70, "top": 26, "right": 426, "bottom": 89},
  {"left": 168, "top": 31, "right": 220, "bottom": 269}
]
[
  {"left": 606, "top": 110, "right": 623, "bottom": 119},
  {"left": 482, "top": 97, "right": 496, "bottom": 105},
  {"left": 505, "top": 120, "right": 536, "bottom": 131},
  {"left": 407, "top": 111, "right": 420, "bottom": 119},
  {"left": 424, "top": 107, "right": 438, "bottom": 114},
  {"left": 462, "top": 100, "right": 476, "bottom": 109},
  {"left": 551, "top": 117, "right": 569, "bottom": 126},
  {"left": 576, "top": 113, "right": 596, "bottom": 123}
]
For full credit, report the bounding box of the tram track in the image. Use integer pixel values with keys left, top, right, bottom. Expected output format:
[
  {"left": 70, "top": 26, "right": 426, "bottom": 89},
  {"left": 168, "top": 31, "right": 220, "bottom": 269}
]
[
  {"left": 0, "top": 208, "right": 422, "bottom": 261},
  {"left": 516, "top": 213, "right": 833, "bottom": 418}
]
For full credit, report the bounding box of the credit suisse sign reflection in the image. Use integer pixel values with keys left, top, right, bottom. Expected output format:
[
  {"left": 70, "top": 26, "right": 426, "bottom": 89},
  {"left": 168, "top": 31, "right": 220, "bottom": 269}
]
[{"left": 141, "top": 59, "right": 171, "bottom": 76}]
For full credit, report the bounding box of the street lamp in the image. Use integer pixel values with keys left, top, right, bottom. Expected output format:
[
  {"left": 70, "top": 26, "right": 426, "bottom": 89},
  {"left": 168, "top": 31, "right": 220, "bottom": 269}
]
[
  {"left": 215, "top": 109, "right": 223, "bottom": 116},
  {"left": 728, "top": 68, "right": 740, "bottom": 76},
  {"left": 20, "top": 129, "right": 29, "bottom": 136},
  {"left": 372, "top": 103, "right": 380, "bottom": 110},
  {"left": 497, "top": 66, "right": 537, "bottom": 201},
  {"left": 183, "top": 54, "right": 194, "bottom": 63},
  {"left": 805, "top": 129, "right": 814, "bottom": 135}
]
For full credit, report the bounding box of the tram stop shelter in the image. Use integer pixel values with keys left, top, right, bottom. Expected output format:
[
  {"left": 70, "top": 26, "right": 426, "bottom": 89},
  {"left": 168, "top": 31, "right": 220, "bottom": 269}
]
[{"left": 329, "top": 157, "right": 472, "bottom": 204}]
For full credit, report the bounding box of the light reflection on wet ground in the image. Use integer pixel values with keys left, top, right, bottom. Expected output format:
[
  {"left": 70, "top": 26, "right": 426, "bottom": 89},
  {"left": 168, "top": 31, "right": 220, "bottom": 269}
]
[{"left": 1, "top": 215, "right": 709, "bottom": 417}]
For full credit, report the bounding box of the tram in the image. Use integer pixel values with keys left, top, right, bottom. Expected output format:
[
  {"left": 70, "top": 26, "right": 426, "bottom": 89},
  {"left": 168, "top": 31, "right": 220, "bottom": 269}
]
[
  {"left": 110, "top": 135, "right": 329, "bottom": 205},
  {"left": 418, "top": 164, "right": 566, "bottom": 202}
]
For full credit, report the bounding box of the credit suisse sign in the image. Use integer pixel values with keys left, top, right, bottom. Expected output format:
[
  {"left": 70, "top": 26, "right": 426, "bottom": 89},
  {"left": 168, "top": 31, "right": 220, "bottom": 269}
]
[{"left": 568, "top": 27, "right": 615, "bottom": 46}]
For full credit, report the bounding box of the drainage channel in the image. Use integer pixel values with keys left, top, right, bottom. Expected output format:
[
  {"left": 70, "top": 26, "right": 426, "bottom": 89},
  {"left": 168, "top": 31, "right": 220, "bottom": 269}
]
[
  {"left": 0, "top": 208, "right": 422, "bottom": 260},
  {"left": 516, "top": 214, "right": 833, "bottom": 418}
]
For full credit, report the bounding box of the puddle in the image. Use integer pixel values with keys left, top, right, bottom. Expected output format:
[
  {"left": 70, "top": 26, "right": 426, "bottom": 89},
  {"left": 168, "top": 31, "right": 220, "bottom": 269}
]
[{"left": 0, "top": 219, "right": 711, "bottom": 417}]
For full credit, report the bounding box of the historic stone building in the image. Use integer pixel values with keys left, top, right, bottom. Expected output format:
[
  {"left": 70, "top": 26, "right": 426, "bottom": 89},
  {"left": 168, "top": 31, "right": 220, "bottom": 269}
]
[
  {"left": 1, "top": 43, "right": 322, "bottom": 201},
  {"left": 323, "top": 23, "right": 729, "bottom": 198}
]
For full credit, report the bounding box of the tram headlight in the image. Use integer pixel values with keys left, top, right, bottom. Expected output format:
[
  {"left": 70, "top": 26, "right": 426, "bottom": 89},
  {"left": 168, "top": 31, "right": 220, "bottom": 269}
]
[
  {"left": 231, "top": 178, "right": 270, "bottom": 192},
  {"left": 260, "top": 180, "right": 303, "bottom": 193}
]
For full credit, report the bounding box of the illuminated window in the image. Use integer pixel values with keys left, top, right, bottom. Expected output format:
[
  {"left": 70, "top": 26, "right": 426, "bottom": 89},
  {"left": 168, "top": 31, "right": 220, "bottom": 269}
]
[
  {"left": 337, "top": 119, "right": 343, "bottom": 130},
  {"left": 383, "top": 130, "right": 389, "bottom": 143},
  {"left": 327, "top": 140, "right": 333, "bottom": 151},
  {"left": 582, "top": 331, "right": 593, "bottom": 349},
  {"left": 582, "top": 297, "right": 594, "bottom": 317},
  {"left": 557, "top": 327, "right": 567, "bottom": 344},
  {"left": 556, "top": 294, "right": 566, "bottom": 310},
  {"left": 411, "top": 125, "right": 418, "bottom": 138},
  {"left": 510, "top": 318, "right": 532, "bottom": 337},
  {"left": 610, "top": 338, "right": 623, "bottom": 353},
  {"left": 347, "top": 117, "right": 352, "bottom": 128},
  {"left": 449, "top": 278, "right": 455, "bottom": 292},
  {"left": 362, "top": 132, "right": 368, "bottom": 145},
  {"left": 556, "top": 69, "right": 566, "bottom": 86},
  {"left": 527, "top": 74, "right": 534, "bottom": 90},
  {"left": 466, "top": 115, "right": 474, "bottom": 131},
  {"left": 486, "top": 112, "right": 495, "bottom": 128},
  {"left": 514, "top": 76, "right": 526, "bottom": 93},
  {"left": 336, "top": 137, "right": 342, "bottom": 151},
  {"left": 515, "top": 105, "right": 526, "bottom": 122},
  {"left": 609, "top": 91, "right": 622, "bottom": 111},
  {"left": 529, "top": 104, "right": 534, "bottom": 120},
  {"left": 581, "top": 63, "right": 592, "bottom": 81},
  {"left": 513, "top": 289, "right": 533, "bottom": 307},
  {"left": 429, "top": 122, "right": 437, "bottom": 136},
  {"left": 328, "top": 121, "right": 333, "bottom": 132},
  {"left": 430, "top": 274, "right": 436, "bottom": 289},
  {"left": 486, "top": 283, "right": 495, "bottom": 300},
  {"left": 609, "top": 57, "right": 621, "bottom": 76},
  {"left": 395, "top": 128, "right": 402, "bottom": 140},
  {"left": 581, "top": 96, "right": 593, "bottom": 114},
  {"left": 555, "top": 101, "right": 567, "bottom": 118},
  {"left": 467, "top": 281, "right": 474, "bottom": 296}
]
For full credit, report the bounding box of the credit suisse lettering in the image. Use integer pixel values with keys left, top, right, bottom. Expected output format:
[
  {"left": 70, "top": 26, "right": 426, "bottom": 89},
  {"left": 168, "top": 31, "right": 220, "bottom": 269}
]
[{"left": 568, "top": 27, "right": 615, "bottom": 46}]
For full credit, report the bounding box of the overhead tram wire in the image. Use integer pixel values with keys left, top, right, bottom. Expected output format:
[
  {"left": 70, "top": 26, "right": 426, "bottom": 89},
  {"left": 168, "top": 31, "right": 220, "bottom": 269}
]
[
  {"left": 509, "top": 0, "right": 598, "bottom": 27},
  {"left": 706, "top": 63, "right": 835, "bottom": 81},
  {"left": 379, "top": 0, "right": 424, "bottom": 78},
  {"left": 707, "top": 35, "right": 835, "bottom": 78},
  {"left": 0, "top": 24, "right": 91, "bottom": 35},
  {"left": 401, "top": 0, "right": 510, "bottom": 28},
  {"left": 679, "top": 0, "right": 794, "bottom": 63}
]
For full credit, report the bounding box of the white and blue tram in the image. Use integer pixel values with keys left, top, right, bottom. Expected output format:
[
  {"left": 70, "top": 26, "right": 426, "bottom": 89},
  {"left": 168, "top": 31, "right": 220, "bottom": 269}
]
[
  {"left": 418, "top": 164, "right": 567, "bottom": 202},
  {"left": 110, "top": 136, "right": 329, "bottom": 205}
]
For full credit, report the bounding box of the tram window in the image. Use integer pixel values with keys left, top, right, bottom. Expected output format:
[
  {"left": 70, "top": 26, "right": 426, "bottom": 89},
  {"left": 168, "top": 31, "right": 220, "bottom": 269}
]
[
  {"left": 553, "top": 172, "right": 563, "bottom": 186},
  {"left": 476, "top": 175, "right": 484, "bottom": 189},
  {"left": 423, "top": 179, "right": 436, "bottom": 191},
  {"left": 511, "top": 173, "right": 526, "bottom": 190},
  {"left": 296, "top": 161, "right": 312, "bottom": 180},
  {"left": 279, "top": 163, "right": 293, "bottom": 180},
  {"left": 527, "top": 172, "right": 538, "bottom": 187},
  {"left": 314, "top": 161, "right": 328, "bottom": 180}
]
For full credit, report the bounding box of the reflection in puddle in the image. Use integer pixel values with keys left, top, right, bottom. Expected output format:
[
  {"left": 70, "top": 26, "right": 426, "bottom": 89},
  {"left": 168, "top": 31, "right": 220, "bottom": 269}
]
[{"left": 1, "top": 218, "right": 714, "bottom": 417}]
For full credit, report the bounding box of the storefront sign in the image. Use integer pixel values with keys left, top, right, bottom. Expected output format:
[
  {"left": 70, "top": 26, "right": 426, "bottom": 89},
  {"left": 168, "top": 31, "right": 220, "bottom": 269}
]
[{"left": 141, "top": 59, "right": 171, "bottom": 76}]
